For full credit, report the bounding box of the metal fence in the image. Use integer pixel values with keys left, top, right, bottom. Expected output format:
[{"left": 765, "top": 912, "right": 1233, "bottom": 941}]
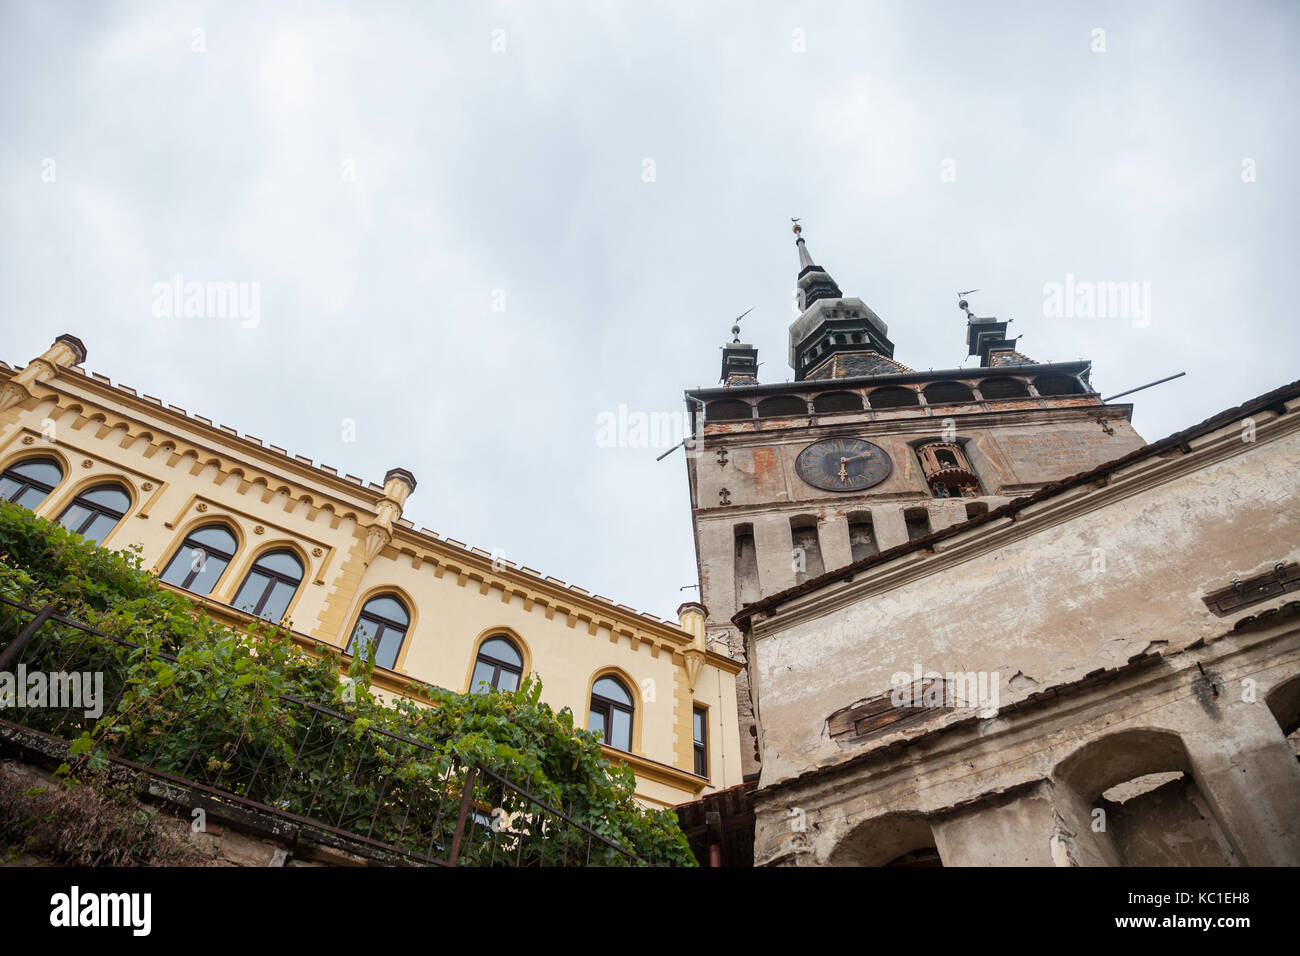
[{"left": 0, "top": 595, "right": 643, "bottom": 866}]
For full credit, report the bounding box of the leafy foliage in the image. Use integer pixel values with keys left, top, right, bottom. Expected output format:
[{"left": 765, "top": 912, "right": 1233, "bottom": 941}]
[{"left": 0, "top": 499, "right": 695, "bottom": 866}]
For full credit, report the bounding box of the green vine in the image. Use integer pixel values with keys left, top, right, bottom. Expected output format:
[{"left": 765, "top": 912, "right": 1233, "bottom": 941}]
[{"left": 0, "top": 499, "right": 695, "bottom": 866}]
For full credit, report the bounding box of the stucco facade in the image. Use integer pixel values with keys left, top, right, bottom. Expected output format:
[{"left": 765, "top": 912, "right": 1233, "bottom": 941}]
[
  {"left": 0, "top": 335, "right": 743, "bottom": 809},
  {"left": 736, "top": 380, "right": 1300, "bottom": 865}
]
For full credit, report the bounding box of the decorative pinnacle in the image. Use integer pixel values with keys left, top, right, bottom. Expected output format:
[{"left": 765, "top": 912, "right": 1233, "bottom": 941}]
[
  {"left": 383, "top": 467, "right": 418, "bottom": 491},
  {"left": 793, "top": 218, "right": 816, "bottom": 270},
  {"left": 55, "top": 333, "right": 88, "bottom": 365}
]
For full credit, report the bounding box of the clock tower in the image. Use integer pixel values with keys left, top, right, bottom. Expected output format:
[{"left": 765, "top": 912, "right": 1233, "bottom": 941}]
[{"left": 683, "top": 225, "right": 1149, "bottom": 779}]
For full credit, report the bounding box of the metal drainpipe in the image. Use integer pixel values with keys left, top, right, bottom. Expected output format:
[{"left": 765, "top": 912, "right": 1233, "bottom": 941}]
[
  {"left": 686, "top": 394, "right": 706, "bottom": 448},
  {"left": 706, "top": 810, "right": 723, "bottom": 867}
]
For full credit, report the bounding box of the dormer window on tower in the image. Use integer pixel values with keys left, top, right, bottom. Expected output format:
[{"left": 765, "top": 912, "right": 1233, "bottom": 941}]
[{"left": 916, "top": 441, "right": 982, "bottom": 499}]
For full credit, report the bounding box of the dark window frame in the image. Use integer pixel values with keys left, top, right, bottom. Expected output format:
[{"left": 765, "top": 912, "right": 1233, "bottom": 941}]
[
  {"left": 588, "top": 676, "right": 634, "bottom": 752},
  {"left": 233, "top": 548, "right": 304, "bottom": 620},
  {"left": 693, "top": 705, "right": 708, "bottom": 777},
  {"left": 161, "top": 523, "right": 238, "bottom": 593},
  {"left": 0, "top": 456, "right": 64, "bottom": 508},
  {"left": 345, "top": 594, "right": 411, "bottom": 670},
  {"left": 57, "top": 482, "right": 130, "bottom": 540},
  {"left": 469, "top": 635, "right": 524, "bottom": 693}
]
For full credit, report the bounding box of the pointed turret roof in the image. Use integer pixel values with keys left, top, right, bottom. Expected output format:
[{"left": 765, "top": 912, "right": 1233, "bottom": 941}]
[
  {"left": 787, "top": 223, "right": 896, "bottom": 381},
  {"left": 792, "top": 224, "right": 843, "bottom": 310}
]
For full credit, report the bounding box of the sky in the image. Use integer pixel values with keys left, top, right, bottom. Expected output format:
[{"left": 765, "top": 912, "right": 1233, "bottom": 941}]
[{"left": 2, "top": 0, "right": 1297, "bottom": 621}]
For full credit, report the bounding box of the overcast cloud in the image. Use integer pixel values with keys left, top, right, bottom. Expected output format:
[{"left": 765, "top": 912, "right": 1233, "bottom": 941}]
[{"left": 2, "top": 0, "right": 1297, "bottom": 619}]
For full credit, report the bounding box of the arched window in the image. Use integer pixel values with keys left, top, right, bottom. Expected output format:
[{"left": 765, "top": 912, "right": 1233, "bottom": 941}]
[
  {"left": 57, "top": 483, "right": 130, "bottom": 545},
  {"left": 346, "top": 594, "right": 410, "bottom": 670},
  {"left": 904, "top": 508, "right": 931, "bottom": 542},
  {"left": 588, "top": 675, "right": 634, "bottom": 751},
  {"left": 813, "top": 391, "right": 863, "bottom": 414},
  {"left": 848, "top": 513, "right": 878, "bottom": 562},
  {"left": 867, "top": 386, "right": 919, "bottom": 409},
  {"left": 790, "top": 516, "right": 824, "bottom": 582},
  {"left": 1034, "top": 374, "right": 1085, "bottom": 396},
  {"left": 0, "top": 457, "right": 63, "bottom": 510},
  {"left": 915, "top": 441, "right": 982, "bottom": 498},
  {"left": 705, "top": 399, "right": 752, "bottom": 422},
  {"left": 757, "top": 395, "right": 808, "bottom": 419},
  {"left": 923, "top": 381, "right": 975, "bottom": 405},
  {"left": 160, "top": 524, "right": 238, "bottom": 596},
  {"left": 978, "top": 377, "right": 1030, "bottom": 400},
  {"left": 231, "top": 549, "right": 303, "bottom": 622},
  {"left": 469, "top": 635, "right": 524, "bottom": 694},
  {"left": 734, "top": 523, "right": 760, "bottom": 606}
]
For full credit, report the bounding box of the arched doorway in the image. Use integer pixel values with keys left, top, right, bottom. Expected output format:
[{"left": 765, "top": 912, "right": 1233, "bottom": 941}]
[{"left": 1054, "top": 728, "right": 1233, "bottom": 866}]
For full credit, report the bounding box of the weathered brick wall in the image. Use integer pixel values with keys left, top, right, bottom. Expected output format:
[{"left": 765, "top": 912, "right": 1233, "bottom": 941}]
[{"left": 988, "top": 422, "right": 1144, "bottom": 486}]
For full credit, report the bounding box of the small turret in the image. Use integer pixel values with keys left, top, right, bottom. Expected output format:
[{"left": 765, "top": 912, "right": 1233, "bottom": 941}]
[
  {"left": 720, "top": 308, "right": 759, "bottom": 386},
  {"left": 961, "top": 293, "right": 1035, "bottom": 367}
]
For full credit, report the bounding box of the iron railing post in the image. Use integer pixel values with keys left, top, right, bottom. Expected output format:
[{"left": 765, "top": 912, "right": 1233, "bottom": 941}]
[
  {"left": 448, "top": 766, "right": 478, "bottom": 866},
  {"left": 0, "top": 604, "right": 54, "bottom": 672}
]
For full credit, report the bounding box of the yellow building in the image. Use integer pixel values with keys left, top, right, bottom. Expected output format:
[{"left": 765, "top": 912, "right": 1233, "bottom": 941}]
[{"left": 0, "top": 334, "right": 743, "bottom": 809}]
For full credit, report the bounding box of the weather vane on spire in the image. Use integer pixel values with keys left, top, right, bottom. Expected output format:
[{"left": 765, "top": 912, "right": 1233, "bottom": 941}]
[
  {"left": 958, "top": 289, "right": 979, "bottom": 319},
  {"left": 730, "top": 307, "right": 754, "bottom": 343},
  {"left": 791, "top": 217, "right": 802, "bottom": 236}
]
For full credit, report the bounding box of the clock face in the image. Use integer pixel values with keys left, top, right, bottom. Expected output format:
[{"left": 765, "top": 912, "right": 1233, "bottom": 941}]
[{"left": 795, "top": 438, "right": 892, "bottom": 492}]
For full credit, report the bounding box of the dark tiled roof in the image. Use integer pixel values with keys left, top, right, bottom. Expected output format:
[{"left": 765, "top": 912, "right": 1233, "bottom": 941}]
[
  {"left": 673, "top": 780, "right": 758, "bottom": 867},
  {"left": 806, "top": 352, "right": 914, "bottom": 380},
  {"left": 989, "top": 350, "right": 1038, "bottom": 367}
]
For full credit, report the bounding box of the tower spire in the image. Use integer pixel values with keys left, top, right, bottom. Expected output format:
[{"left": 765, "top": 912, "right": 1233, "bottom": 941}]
[
  {"left": 793, "top": 221, "right": 816, "bottom": 270},
  {"left": 787, "top": 220, "right": 901, "bottom": 380},
  {"left": 791, "top": 221, "right": 842, "bottom": 309}
]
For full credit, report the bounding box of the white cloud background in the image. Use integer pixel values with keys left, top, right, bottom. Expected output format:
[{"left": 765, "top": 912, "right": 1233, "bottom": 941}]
[{"left": 2, "top": 0, "right": 1297, "bottom": 618}]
